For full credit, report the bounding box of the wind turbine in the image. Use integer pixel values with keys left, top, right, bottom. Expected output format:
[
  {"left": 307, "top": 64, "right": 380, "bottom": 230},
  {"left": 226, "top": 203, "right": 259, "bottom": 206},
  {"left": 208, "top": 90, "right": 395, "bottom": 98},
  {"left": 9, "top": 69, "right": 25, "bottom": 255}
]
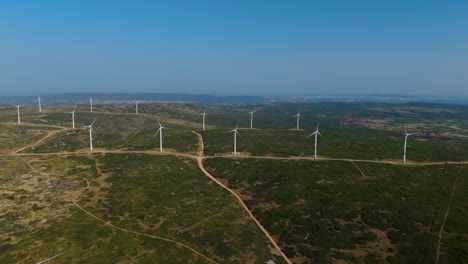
[
  {"left": 200, "top": 111, "right": 207, "bottom": 130},
  {"left": 13, "top": 105, "right": 23, "bottom": 124},
  {"left": 293, "top": 111, "right": 302, "bottom": 130},
  {"left": 307, "top": 122, "right": 323, "bottom": 159},
  {"left": 248, "top": 111, "right": 255, "bottom": 130},
  {"left": 228, "top": 122, "right": 241, "bottom": 155},
  {"left": 68, "top": 109, "right": 76, "bottom": 129},
  {"left": 403, "top": 128, "right": 412, "bottom": 163},
  {"left": 37, "top": 96, "right": 42, "bottom": 113},
  {"left": 84, "top": 120, "right": 95, "bottom": 151},
  {"left": 135, "top": 100, "right": 139, "bottom": 114},
  {"left": 88, "top": 97, "right": 93, "bottom": 112},
  {"left": 156, "top": 120, "right": 166, "bottom": 152}
]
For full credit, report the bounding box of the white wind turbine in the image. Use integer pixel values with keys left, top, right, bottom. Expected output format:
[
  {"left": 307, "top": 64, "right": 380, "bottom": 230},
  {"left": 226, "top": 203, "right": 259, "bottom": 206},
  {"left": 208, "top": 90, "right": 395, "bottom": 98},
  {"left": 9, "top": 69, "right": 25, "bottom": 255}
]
[
  {"left": 248, "top": 111, "right": 255, "bottom": 130},
  {"left": 156, "top": 120, "right": 166, "bottom": 152},
  {"left": 13, "top": 104, "right": 23, "bottom": 124},
  {"left": 135, "top": 100, "right": 139, "bottom": 114},
  {"left": 84, "top": 120, "right": 95, "bottom": 151},
  {"left": 200, "top": 111, "right": 207, "bottom": 130},
  {"left": 88, "top": 97, "right": 93, "bottom": 112},
  {"left": 293, "top": 111, "right": 302, "bottom": 130},
  {"left": 307, "top": 122, "right": 323, "bottom": 159},
  {"left": 68, "top": 109, "right": 77, "bottom": 129},
  {"left": 403, "top": 128, "right": 412, "bottom": 163},
  {"left": 37, "top": 96, "right": 42, "bottom": 113},
  {"left": 228, "top": 122, "right": 241, "bottom": 155}
]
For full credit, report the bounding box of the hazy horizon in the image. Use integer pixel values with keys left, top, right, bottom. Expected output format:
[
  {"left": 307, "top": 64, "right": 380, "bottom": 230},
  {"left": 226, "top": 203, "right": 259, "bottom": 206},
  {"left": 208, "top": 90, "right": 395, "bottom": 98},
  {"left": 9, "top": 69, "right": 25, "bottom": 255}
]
[
  {"left": 1, "top": 1, "right": 467, "bottom": 96},
  {"left": 1, "top": 91, "right": 467, "bottom": 99}
]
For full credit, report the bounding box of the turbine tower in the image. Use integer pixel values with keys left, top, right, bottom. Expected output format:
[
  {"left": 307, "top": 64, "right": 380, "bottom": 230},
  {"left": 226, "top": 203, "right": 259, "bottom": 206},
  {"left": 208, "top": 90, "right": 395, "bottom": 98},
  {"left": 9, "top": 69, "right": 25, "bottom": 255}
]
[
  {"left": 84, "top": 120, "right": 95, "bottom": 151},
  {"left": 13, "top": 105, "right": 23, "bottom": 124},
  {"left": 156, "top": 120, "right": 166, "bottom": 152},
  {"left": 38, "top": 96, "right": 42, "bottom": 113},
  {"left": 228, "top": 122, "right": 241, "bottom": 155},
  {"left": 88, "top": 97, "right": 93, "bottom": 112},
  {"left": 293, "top": 111, "right": 302, "bottom": 130},
  {"left": 135, "top": 100, "right": 139, "bottom": 114},
  {"left": 68, "top": 109, "right": 76, "bottom": 129},
  {"left": 403, "top": 129, "right": 412, "bottom": 163},
  {"left": 307, "top": 122, "right": 323, "bottom": 159},
  {"left": 200, "top": 111, "right": 206, "bottom": 130},
  {"left": 248, "top": 111, "right": 255, "bottom": 130}
]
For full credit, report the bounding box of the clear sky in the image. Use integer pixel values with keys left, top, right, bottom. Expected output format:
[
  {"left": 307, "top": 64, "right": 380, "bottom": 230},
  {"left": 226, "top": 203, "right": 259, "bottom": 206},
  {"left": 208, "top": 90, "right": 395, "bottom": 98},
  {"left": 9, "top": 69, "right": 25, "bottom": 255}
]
[{"left": 0, "top": 0, "right": 467, "bottom": 96}]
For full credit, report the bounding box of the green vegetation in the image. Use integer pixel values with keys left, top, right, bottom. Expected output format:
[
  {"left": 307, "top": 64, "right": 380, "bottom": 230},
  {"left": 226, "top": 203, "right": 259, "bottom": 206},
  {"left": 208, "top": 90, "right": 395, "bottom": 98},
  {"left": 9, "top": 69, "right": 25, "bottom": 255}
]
[
  {"left": 1, "top": 101, "right": 467, "bottom": 263},
  {"left": 204, "top": 158, "right": 466, "bottom": 263},
  {"left": 22, "top": 111, "right": 199, "bottom": 154},
  {"left": 439, "top": 165, "right": 468, "bottom": 263},
  {"left": 90, "top": 154, "right": 280, "bottom": 263},
  {"left": 0, "top": 154, "right": 282, "bottom": 264},
  {"left": 200, "top": 128, "right": 468, "bottom": 162}
]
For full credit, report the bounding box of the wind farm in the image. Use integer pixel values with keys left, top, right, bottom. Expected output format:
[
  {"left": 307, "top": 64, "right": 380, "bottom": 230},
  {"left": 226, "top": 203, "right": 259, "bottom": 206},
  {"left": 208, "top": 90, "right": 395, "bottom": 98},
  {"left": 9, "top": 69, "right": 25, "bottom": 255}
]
[
  {"left": 2, "top": 1, "right": 467, "bottom": 262},
  {"left": 0, "top": 96, "right": 467, "bottom": 264}
]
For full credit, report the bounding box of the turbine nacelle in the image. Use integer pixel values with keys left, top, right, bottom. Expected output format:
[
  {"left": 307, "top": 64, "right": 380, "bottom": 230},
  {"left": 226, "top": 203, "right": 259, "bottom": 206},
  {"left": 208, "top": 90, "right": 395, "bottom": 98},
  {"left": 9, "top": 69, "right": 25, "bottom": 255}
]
[
  {"left": 156, "top": 120, "right": 166, "bottom": 134},
  {"left": 292, "top": 111, "right": 302, "bottom": 118},
  {"left": 227, "top": 122, "right": 240, "bottom": 135},
  {"left": 84, "top": 120, "right": 96, "bottom": 130}
]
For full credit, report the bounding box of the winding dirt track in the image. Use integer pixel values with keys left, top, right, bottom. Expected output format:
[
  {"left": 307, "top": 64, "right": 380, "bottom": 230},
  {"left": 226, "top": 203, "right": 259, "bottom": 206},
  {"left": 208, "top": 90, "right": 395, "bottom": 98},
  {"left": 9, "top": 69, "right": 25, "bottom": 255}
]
[
  {"left": 193, "top": 132, "right": 292, "bottom": 264},
  {"left": 12, "top": 126, "right": 71, "bottom": 154},
  {"left": 72, "top": 199, "right": 218, "bottom": 263},
  {"left": 435, "top": 164, "right": 464, "bottom": 263}
]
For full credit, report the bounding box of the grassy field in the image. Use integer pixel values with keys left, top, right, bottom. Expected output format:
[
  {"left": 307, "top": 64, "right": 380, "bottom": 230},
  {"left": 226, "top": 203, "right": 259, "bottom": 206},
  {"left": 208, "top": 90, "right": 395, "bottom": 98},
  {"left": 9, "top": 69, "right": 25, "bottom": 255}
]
[{"left": 203, "top": 158, "right": 466, "bottom": 263}]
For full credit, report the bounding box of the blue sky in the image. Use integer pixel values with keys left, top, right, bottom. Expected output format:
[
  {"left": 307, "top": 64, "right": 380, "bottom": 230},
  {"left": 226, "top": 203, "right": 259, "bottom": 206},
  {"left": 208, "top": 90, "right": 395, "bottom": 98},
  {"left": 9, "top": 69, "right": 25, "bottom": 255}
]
[{"left": 0, "top": 1, "right": 467, "bottom": 96}]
